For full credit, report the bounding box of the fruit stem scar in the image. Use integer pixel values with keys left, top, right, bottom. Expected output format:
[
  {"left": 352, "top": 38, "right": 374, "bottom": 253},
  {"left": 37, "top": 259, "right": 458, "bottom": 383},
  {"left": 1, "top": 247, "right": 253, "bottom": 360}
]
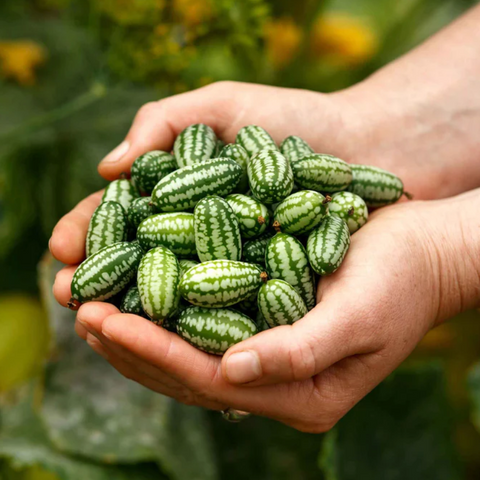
[
  {"left": 67, "top": 298, "right": 81, "bottom": 310},
  {"left": 404, "top": 191, "right": 414, "bottom": 200},
  {"left": 348, "top": 207, "right": 355, "bottom": 216},
  {"left": 258, "top": 216, "right": 265, "bottom": 225},
  {"left": 260, "top": 272, "right": 268, "bottom": 283},
  {"left": 119, "top": 172, "right": 128, "bottom": 179},
  {"left": 323, "top": 195, "right": 332, "bottom": 204},
  {"left": 273, "top": 221, "right": 281, "bottom": 232}
]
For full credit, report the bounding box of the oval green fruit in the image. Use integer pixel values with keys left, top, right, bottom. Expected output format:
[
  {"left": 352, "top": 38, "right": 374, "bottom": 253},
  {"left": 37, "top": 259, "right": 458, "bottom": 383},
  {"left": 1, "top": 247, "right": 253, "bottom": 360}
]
[
  {"left": 307, "top": 215, "right": 350, "bottom": 275},
  {"left": 329, "top": 191, "right": 368, "bottom": 233},
  {"left": 280, "top": 135, "right": 314, "bottom": 164},
  {"left": 194, "top": 195, "right": 242, "bottom": 262},
  {"left": 236, "top": 125, "right": 278, "bottom": 158},
  {"left": 130, "top": 150, "right": 177, "bottom": 195},
  {"left": 179, "top": 259, "right": 199, "bottom": 277},
  {"left": 173, "top": 123, "right": 217, "bottom": 167},
  {"left": 137, "top": 246, "right": 181, "bottom": 324},
  {"left": 220, "top": 143, "right": 250, "bottom": 193},
  {"left": 177, "top": 306, "right": 257, "bottom": 355},
  {"left": 243, "top": 231, "right": 274, "bottom": 265},
  {"left": 120, "top": 285, "right": 148, "bottom": 319},
  {"left": 258, "top": 279, "right": 307, "bottom": 327},
  {"left": 126, "top": 197, "right": 156, "bottom": 232},
  {"left": 102, "top": 178, "right": 139, "bottom": 211},
  {"left": 225, "top": 193, "right": 271, "bottom": 239}
]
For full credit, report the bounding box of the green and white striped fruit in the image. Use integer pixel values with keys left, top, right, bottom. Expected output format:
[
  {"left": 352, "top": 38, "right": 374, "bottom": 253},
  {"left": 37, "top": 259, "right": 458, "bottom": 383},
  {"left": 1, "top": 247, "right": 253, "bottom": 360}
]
[
  {"left": 258, "top": 279, "right": 307, "bottom": 327},
  {"left": 86, "top": 201, "right": 128, "bottom": 257},
  {"left": 177, "top": 306, "right": 257, "bottom": 355},
  {"left": 291, "top": 154, "right": 352, "bottom": 193},
  {"left": 236, "top": 291, "right": 259, "bottom": 316},
  {"left": 137, "top": 212, "right": 196, "bottom": 257},
  {"left": 243, "top": 231, "right": 274, "bottom": 265},
  {"left": 69, "top": 242, "right": 143, "bottom": 307},
  {"left": 120, "top": 285, "right": 148, "bottom": 318},
  {"left": 102, "top": 178, "right": 139, "bottom": 211},
  {"left": 280, "top": 135, "right": 314, "bottom": 164},
  {"left": 329, "top": 191, "right": 368, "bottom": 234},
  {"left": 220, "top": 143, "right": 250, "bottom": 193},
  {"left": 236, "top": 125, "right": 278, "bottom": 158},
  {"left": 179, "top": 260, "right": 265, "bottom": 308},
  {"left": 347, "top": 164, "right": 404, "bottom": 207},
  {"left": 126, "top": 197, "right": 156, "bottom": 232},
  {"left": 307, "top": 215, "right": 350, "bottom": 275},
  {"left": 214, "top": 138, "right": 225, "bottom": 157},
  {"left": 225, "top": 193, "right": 271, "bottom": 239},
  {"left": 255, "top": 310, "right": 270, "bottom": 332},
  {"left": 173, "top": 124, "right": 217, "bottom": 167},
  {"left": 265, "top": 233, "right": 316, "bottom": 310},
  {"left": 151, "top": 158, "right": 242, "bottom": 212},
  {"left": 247, "top": 150, "right": 294, "bottom": 204},
  {"left": 194, "top": 196, "right": 242, "bottom": 262},
  {"left": 179, "top": 259, "right": 199, "bottom": 277},
  {"left": 130, "top": 151, "right": 177, "bottom": 195},
  {"left": 273, "top": 190, "right": 329, "bottom": 236},
  {"left": 137, "top": 246, "right": 181, "bottom": 324}
]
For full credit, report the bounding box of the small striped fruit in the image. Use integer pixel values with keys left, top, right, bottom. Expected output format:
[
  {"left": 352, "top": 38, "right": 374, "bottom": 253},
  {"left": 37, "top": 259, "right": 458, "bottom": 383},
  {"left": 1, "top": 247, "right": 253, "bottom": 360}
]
[
  {"left": 265, "top": 233, "right": 316, "bottom": 310},
  {"left": 151, "top": 158, "right": 242, "bottom": 212},
  {"left": 291, "top": 154, "right": 352, "bottom": 193},
  {"left": 214, "top": 138, "right": 226, "bottom": 157},
  {"left": 236, "top": 291, "right": 259, "bottom": 316},
  {"left": 69, "top": 242, "right": 143, "bottom": 307},
  {"left": 255, "top": 310, "right": 270, "bottom": 332},
  {"left": 307, "top": 215, "right": 350, "bottom": 275},
  {"left": 280, "top": 135, "right": 314, "bottom": 164},
  {"left": 179, "top": 260, "right": 265, "bottom": 308},
  {"left": 247, "top": 150, "right": 294, "bottom": 204},
  {"left": 120, "top": 285, "right": 148, "bottom": 318},
  {"left": 194, "top": 196, "right": 242, "bottom": 262},
  {"left": 243, "top": 231, "right": 274, "bottom": 265},
  {"left": 86, "top": 201, "right": 128, "bottom": 257},
  {"left": 258, "top": 279, "right": 307, "bottom": 327},
  {"left": 220, "top": 144, "right": 250, "bottom": 193},
  {"left": 329, "top": 191, "right": 368, "bottom": 234},
  {"left": 102, "top": 178, "right": 139, "bottom": 211},
  {"left": 273, "top": 190, "right": 329, "bottom": 236},
  {"left": 347, "top": 164, "right": 404, "bottom": 207},
  {"left": 126, "top": 197, "right": 156, "bottom": 232},
  {"left": 137, "top": 246, "right": 181, "bottom": 324},
  {"left": 179, "top": 259, "right": 199, "bottom": 277},
  {"left": 173, "top": 124, "right": 217, "bottom": 167},
  {"left": 130, "top": 151, "right": 177, "bottom": 195},
  {"left": 225, "top": 193, "right": 271, "bottom": 239},
  {"left": 177, "top": 306, "right": 258, "bottom": 355},
  {"left": 236, "top": 125, "right": 278, "bottom": 158},
  {"left": 137, "top": 212, "right": 196, "bottom": 257}
]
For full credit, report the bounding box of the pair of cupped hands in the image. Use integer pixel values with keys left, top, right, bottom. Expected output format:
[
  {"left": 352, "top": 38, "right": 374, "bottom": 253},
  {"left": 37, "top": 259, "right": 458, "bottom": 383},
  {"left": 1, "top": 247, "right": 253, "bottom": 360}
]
[{"left": 50, "top": 80, "right": 480, "bottom": 432}]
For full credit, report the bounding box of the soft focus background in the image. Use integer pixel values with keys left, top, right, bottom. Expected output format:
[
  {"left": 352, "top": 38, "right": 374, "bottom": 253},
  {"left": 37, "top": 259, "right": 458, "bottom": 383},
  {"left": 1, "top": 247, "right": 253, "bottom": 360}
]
[{"left": 1, "top": 0, "right": 480, "bottom": 479}]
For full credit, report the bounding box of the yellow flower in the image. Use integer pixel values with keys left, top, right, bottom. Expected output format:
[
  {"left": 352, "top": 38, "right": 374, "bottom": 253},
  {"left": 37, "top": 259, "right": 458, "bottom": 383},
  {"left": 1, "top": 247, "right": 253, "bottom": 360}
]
[
  {"left": 173, "top": 0, "right": 214, "bottom": 27},
  {"left": 264, "top": 17, "right": 303, "bottom": 69},
  {"left": 0, "top": 40, "right": 47, "bottom": 86},
  {"left": 311, "top": 13, "right": 378, "bottom": 66}
]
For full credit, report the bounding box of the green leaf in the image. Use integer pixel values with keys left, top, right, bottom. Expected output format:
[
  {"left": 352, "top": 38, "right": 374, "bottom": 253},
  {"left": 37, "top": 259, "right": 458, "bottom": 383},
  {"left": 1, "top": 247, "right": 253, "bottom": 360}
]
[
  {"left": 319, "top": 362, "right": 462, "bottom": 480},
  {"left": 38, "top": 256, "right": 218, "bottom": 480}
]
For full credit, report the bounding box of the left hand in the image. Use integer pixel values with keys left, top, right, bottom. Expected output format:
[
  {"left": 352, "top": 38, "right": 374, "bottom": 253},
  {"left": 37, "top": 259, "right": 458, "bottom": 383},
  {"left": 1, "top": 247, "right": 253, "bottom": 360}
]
[{"left": 52, "top": 189, "right": 480, "bottom": 432}]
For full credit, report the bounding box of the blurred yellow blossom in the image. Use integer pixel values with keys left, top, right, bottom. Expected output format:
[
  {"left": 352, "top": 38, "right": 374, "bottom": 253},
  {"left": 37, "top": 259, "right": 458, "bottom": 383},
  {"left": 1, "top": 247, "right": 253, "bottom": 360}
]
[
  {"left": 98, "top": 0, "right": 165, "bottom": 25},
  {"left": 265, "top": 17, "right": 303, "bottom": 68},
  {"left": 173, "top": 0, "right": 214, "bottom": 27},
  {"left": 311, "top": 13, "right": 378, "bottom": 66},
  {"left": 0, "top": 40, "right": 47, "bottom": 86}
]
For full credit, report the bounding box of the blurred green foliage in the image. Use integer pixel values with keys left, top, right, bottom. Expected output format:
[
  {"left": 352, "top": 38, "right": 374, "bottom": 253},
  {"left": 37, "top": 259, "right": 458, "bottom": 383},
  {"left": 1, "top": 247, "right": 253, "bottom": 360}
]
[{"left": 1, "top": 0, "right": 480, "bottom": 478}]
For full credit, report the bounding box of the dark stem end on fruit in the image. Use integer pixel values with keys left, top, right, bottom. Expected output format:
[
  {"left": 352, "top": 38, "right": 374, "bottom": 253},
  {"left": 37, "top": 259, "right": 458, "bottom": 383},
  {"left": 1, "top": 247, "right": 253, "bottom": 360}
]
[
  {"left": 67, "top": 298, "right": 81, "bottom": 311},
  {"left": 273, "top": 221, "right": 281, "bottom": 233},
  {"left": 404, "top": 191, "right": 414, "bottom": 200},
  {"left": 258, "top": 216, "right": 265, "bottom": 225},
  {"left": 260, "top": 272, "right": 268, "bottom": 283},
  {"left": 347, "top": 207, "right": 355, "bottom": 216},
  {"left": 323, "top": 195, "right": 332, "bottom": 204}
]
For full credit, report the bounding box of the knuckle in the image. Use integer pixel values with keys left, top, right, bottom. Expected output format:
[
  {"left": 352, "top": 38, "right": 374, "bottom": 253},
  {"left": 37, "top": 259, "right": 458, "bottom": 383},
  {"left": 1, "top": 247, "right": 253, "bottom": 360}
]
[
  {"left": 286, "top": 330, "right": 317, "bottom": 380},
  {"left": 137, "top": 101, "right": 161, "bottom": 119}
]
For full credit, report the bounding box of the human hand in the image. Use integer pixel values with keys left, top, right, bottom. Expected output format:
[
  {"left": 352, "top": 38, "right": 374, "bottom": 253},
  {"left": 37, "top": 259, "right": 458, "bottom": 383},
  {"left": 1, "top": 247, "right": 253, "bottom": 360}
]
[{"left": 51, "top": 188, "right": 480, "bottom": 432}]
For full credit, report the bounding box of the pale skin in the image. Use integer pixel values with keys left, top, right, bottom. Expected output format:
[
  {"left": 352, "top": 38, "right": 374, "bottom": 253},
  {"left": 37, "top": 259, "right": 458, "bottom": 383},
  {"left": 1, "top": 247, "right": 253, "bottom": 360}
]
[{"left": 50, "top": 6, "right": 480, "bottom": 432}]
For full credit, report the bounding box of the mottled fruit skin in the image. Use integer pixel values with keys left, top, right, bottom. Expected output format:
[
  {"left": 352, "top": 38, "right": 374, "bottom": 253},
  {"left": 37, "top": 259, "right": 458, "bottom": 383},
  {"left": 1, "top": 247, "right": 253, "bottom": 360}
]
[
  {"left": 102, "top": 179, "right": 139, "bottom": 212},
  {"left": 126, "top": 197, "right": 156, "bottom": 232},
  {"left": 236, "top": 125, "right": 278, "bottom": 158},
  {"left": 258, "top": 279, "right": 307, "bottom": 327},
  {"left": 151, "top": 158, "right": 243, "bottom": 212},
  {"left": 247, "top": 150, "right": 294, "bottom": 204},
  {"left": 86, "top": 201, "right": 128, "bottom": 257},
  {"left": 131, "top": 151, "right": 177, "bottom": 195},
  {"left": 347, "top": 164, "right": 404, "bottom": 207},
  {"left": 243, "top": 231, "right": 275, "bottom": 265},
  {"left": 291, "top": 153, "right": 352, "bottom": 193},
  {"left": 194, "top": 195, "right": 242, "bottom": 262},
  {"left": 329, "top": 191, "right": 368, "bottom": 234},
  {"left": 137, "top": 212, "right": 196, "bottom": 257},
  {"left": 179, "top": 259, "right": 199, "bottom": 277},
  {"left": 307, "top": 215, "right": 350, "bottom": 275},
  {"left": 220, "top": 143, "right": 250, "bottom": 193},
  {"left": 225, "top": 194, "right": 271, "bottom": 240},
  {"left": 120, "top": 285, "right": 148, "bottom": 319},
  {"left": 137, "top": 246, "right": 181, "bottom": 324},
  {"left": 179, "top": 260, "right": 264, "bottom": 308},
  {"left": 280, "top": 135, "right": 314, "bottom": 164},
  {"left": 265, "top": 233, "right": 316, "bottom": 311},
  {"left": 70, "top": 242, "right": 143, "bottom": 305},
  {"left": 273, "top": 190, "right": 329, "bottom": 236},
  {"left": 173, "top": 124, "right": 217, "bottom": 167},
  {"left": 177, "top": 306, "right": 258, "bottom": 355}
]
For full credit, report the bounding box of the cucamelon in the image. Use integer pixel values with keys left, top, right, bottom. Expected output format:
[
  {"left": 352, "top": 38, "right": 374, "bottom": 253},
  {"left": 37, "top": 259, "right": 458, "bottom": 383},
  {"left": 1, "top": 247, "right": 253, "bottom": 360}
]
[
  {"left": 102, "top": 178, "right": 139, "bottom": 212},
  {"left": 220, "top": 143, "right": 250, "bottom": 193},
  {"left": 173, "top": 124, "right": 217, "bottom": 167},
  {"left": 236, "top": 125, "right": 278, "bottom": 158},
  {"left": 120, "top": 285, "right": 148, "bottom": 319},
  {"left": 280, "top": 135, "right": 314, "bottom": 164},
  {"left": 126, "top": 197, "right": 156, "bottom": 232},
  {"left": 131, "top": 151, "right": 177, "bottom": 195},
  {"left": 225, "top": 193, "right": 271, "bottom": 239},
  {"left": 329, "top": 191, "right": 368, "bottom": 233},
  {"left": 243, "top": 231, "right": 274, "bottom": 265}
]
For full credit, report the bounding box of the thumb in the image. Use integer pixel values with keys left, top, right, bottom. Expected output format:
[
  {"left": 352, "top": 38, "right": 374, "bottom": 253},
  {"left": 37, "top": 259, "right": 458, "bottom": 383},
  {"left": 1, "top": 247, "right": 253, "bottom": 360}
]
[{"left": 221, "top": 302, "right": 378, "bottom": 386}]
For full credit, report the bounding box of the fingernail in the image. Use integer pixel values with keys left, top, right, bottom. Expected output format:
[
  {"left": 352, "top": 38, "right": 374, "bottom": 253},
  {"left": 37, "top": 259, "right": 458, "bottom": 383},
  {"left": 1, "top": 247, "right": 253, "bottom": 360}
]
[
  {"left": 100, "top": 141, "right": 130, "bottom": 165},
  {"left": 225, "top": 351, "right": 262, "bottom": 384}
]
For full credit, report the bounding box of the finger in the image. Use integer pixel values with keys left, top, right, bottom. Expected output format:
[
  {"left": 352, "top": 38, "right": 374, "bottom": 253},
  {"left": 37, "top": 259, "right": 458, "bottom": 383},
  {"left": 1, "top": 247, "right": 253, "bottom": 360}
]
[
  {"left": 53, "top": 265, "right": 76, "bottom": 307},
  {"left": 98, "top": 84, "right": 238, "bottom": 181},
  {"left": 75, "top": 319, "right": 88, "bottom": 340},
  {"left": 50, "top": 191, "right": 103, "bottom": 265}
]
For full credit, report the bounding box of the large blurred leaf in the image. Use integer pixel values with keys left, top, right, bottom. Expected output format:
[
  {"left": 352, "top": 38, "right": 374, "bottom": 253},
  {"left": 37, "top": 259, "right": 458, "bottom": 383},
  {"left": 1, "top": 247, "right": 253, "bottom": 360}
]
[
  {"left": 38, "top": 255, "right": 218, "bottom": 480},
  {"left": 319, "top": 363, "right": 462, "bottom": 480},
  {"left": 467, "top": 361, "right": 480, "bottom": 434}
]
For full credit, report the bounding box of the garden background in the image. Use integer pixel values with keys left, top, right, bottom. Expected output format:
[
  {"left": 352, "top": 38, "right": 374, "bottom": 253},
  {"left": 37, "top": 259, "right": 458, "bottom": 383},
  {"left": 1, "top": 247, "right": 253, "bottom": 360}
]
[{"left": 1, "top": 0, "right": 480, "bottom": 478}]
